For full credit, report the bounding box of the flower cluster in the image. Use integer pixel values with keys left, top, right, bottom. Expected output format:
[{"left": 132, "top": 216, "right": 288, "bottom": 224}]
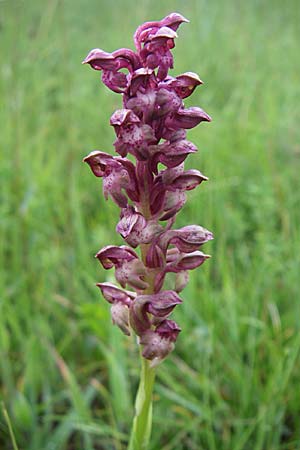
[{"left": 83, "top": 13, "right": 212, "bottom": 366}]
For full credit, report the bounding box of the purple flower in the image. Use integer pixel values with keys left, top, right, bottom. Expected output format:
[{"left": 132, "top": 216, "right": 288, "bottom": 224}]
[
  {"left": 95, "top": 245, "right": 148, "bottom": 290},
  {"left": 84, "top": 13, "right": 212, "bottom": 363}
]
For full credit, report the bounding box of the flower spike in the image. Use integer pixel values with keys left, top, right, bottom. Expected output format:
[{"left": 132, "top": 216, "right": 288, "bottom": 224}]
[{"left": 84, "top": 12, "right": 212, "bottom": 362}]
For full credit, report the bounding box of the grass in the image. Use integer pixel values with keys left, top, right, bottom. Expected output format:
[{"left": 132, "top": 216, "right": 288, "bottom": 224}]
[{"left": 1, "top": 0, "right": 300, "bottom": 448}]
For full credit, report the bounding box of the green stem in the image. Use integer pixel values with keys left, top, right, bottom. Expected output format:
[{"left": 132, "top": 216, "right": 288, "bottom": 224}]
[{"left": 128, "top": 354, "right": 156, "bottom": 450}]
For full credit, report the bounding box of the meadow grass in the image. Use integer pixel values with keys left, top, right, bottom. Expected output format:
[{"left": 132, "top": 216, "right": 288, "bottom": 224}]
[{"left": 1, "top": 0, "right": 300, "bottom": 449}]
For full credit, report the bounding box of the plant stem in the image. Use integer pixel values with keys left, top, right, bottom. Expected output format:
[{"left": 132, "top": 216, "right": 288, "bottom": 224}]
[
  {"left": 128, "top": 354, "right": 156, "bottom": 450},
  {"left": 1, "top": 401, "right": 19, "bottom": 450}
]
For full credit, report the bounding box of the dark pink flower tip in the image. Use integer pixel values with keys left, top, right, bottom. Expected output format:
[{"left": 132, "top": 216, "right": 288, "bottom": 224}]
[
  {"left": 165, "top": 107, "right": 212, "bottom": 130},
  {"left": 82, "top": 48, "right": 117, "bottom": 70},
  {"left": 95, "top": 245, "right": 138, "bottom": 269},
  {"left": 96, "top": 282, "right": 135, "bottom": 305}
]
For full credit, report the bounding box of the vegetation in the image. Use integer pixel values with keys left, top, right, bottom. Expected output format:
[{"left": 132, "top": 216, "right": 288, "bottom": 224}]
[{"left": 1, "top": 0, "right": 300, "bottom": 448}]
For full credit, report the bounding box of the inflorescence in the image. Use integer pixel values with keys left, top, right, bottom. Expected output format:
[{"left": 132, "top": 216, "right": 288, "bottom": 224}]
[{"left": 83, "top": 13, "right": 213, "bottom": 367}]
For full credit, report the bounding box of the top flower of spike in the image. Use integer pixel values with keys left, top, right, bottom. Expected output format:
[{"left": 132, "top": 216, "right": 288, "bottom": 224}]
[{"left": 83, "top": 13, "right": 212, "bottom": 366}]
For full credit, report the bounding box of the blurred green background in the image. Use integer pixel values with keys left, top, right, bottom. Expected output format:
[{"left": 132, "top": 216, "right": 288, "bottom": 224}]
[{"left": 1, "top": 0, "right": 300, "bottom": 449}]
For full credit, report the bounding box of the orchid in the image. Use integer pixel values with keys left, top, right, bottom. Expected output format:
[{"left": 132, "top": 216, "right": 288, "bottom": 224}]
[{"left": 83, "top": 12, "right": 212, "bottom": 450}]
